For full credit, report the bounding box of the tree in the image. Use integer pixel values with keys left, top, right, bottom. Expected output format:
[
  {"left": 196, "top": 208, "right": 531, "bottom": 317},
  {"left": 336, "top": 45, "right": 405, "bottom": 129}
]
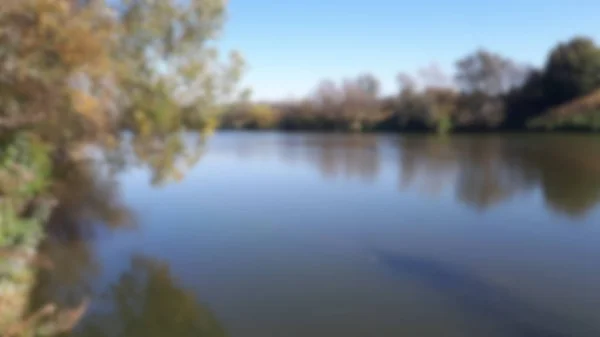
[
  {"left": 0, "top": 0, "right": 243, "bottom": 333},
  {"left": 454, "top": 92, "right": 505, "bottom": 128},
  {"left": 306, "top": 75, "right": 384, "bottom": 131},
  {"left": 396, "top": 72, "right": 418, "bottom": 92},
  {"left": 221, "top": 103, "right": 280, "bottom": 129},
  {"left": 385, "top": 72, "right": 457, "bottom": 132},
  {"left": 0, "top": 0, "right": 244, "bottom": 184},
  {"left": 423, "top": 88, "right": 458, "bottom": 133},
  {"left": 503, "top": 69, "right": 546, "bottom": 129},
  {"left": 340, "top": 74, "right": 383, "bottom": 131},
  {"left": 455, "top": 49, "right": 529, "bottom": 96},
  {"left": 418, "top": 63, "right": 453, "bottom": 89},
  {"left": 247, "top": 104, "right": 280, "bottom": 129},
  {"left": 0, "top": 0, "right": 244, "bottom": 222},
  {"left": 305, "top": 79, "right": 342, "bottom": 129},
  {"left": 384, "top": 73, "right": 429, "bottom": 131},
  {"left": 454, "top": 50, "right": 529, "bottom": 128},
  {"left": 355, "top": 73, "right": 381, "bottom": 97},
  {"left": 542, "top": 36, "right": 600, "bottom": 107}
]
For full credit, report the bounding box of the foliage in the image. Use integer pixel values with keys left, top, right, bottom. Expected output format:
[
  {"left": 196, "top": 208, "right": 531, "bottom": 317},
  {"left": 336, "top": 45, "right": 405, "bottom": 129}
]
[
  {"left": 0, "top": 0, "right": 244, "bottom": 253},
  {"left": 0, "top": 135, "right": 51, "bottom": 198},
  {"left": 0, "top": 0, "right": 244, "bottom": 184},
  {"left": 453, "top": 50, "right": 529, "bottom": 128},
  {"left": 222, "top": 74, "right": 386, "bottom": 132},
  {"left": 221, "top": 36, "right": 600, "bottom": 133},
  {"left": 424, "top": 88, "right": 458, "bottom": 133},
  {"left": 0, "top": 207, "right": 44, "bottom": 248},
  {"left": 0, "top": 0, "right": 243, "bottom": 334},
  {"left": 543, "top": 37, "right": 600, "bottom": 107},
  {"left": 436, "top": 115, "right": 453, "bottom": 135},
  {"left": 503, "top": 70, "right": 547, "bottom": 129},
  {"left": 455, "top": 49, "right": 529, "bottom": 96},
  {"left": 0, "top": 134, "right": 52, "bottom": 247},
  {"left": 454, "top": 92, "right": 505, "bottom": 128},
  {"left": 0, "top": 0, "right": 244, "bottom": 229},
  {"left": 221, "top": 103, "right": 280, "bottom": 129},
  {"left": 307, "top": 75, "right": 385, "bottom": 131}
]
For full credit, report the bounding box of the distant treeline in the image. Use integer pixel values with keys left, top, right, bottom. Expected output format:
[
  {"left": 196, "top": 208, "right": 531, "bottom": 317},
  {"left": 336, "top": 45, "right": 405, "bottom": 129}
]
[{"left": 220, "top": 36, "right": 600, "bottom": 133}]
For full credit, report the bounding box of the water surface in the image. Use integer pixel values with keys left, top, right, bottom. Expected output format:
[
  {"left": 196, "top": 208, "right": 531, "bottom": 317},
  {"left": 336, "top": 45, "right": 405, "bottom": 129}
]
[{"left": 35, "top": 132, "right": 600, "bottom": 337}]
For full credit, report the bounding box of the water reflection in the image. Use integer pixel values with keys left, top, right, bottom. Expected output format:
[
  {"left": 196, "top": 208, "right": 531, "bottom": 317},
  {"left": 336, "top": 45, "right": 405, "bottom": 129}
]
[
  {"left": 523, "top": 140, "right": 600, "bottom": 215},
  {"left": 294, "top": 135, "right": 380, "bottom": 182},
  {"left": 395, "top": 135, "right": 600, "bottom": 216},
  {"left": 30, "top": 155, "right": 226, "bottom": 336},
  {"left": 28, "top": 158, "right": 135, "bottom": 326},
  {"left": 46, "top": 158, "right": 134, "bottom": 241},
  {"left": 373, "top": 249, "right": 593, "bottom": 337},
  {"left": 30, "top": 240, "right": 98, "bottom": 312},
  {"left": 216, "top": 133, "right": 600, "bottom": 217},
  {"left": 398, "top": 137, "right": 535, "bottom": 208},
  {"left": 72, "top": 256, "right": 226, "bottom": 337}
]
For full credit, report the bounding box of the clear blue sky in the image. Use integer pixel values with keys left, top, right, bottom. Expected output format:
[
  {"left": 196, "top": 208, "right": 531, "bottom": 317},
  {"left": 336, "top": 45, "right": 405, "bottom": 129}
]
[{"left": 219, "top": 0, "right": 600, "bottom": 100}]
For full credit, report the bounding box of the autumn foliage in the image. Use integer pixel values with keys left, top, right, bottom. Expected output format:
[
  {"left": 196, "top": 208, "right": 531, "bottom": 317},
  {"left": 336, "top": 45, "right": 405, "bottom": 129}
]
[
  {"left": 0, "top": 0, "right": 244, "bottom": 181},
  {"left": 0, "top": 0, "right": 242, "bottom": 334}
]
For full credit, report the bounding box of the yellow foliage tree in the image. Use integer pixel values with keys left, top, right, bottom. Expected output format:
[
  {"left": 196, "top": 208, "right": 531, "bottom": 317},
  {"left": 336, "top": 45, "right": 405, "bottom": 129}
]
[
  {"left": 0, "top": 0, "right": 244, "bottom": 334},
  {"left": 0, "top": 0, "right": 245, "bottom": 183}
]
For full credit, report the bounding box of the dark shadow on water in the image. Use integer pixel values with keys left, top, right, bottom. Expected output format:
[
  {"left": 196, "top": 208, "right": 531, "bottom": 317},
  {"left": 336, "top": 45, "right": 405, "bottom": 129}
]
[{"left": 373, "top": 249, "right": 594, "bottom": 337}]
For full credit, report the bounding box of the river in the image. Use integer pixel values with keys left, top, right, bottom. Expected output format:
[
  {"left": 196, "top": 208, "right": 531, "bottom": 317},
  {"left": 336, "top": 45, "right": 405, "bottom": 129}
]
[{"left": 32, "top": 132, "right": 600, "bottom": 337}]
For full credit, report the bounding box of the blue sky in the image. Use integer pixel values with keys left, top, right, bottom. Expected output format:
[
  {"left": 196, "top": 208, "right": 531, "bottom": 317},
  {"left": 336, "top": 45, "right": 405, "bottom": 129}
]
[{"left": 220, "top": 0, "right": 600, "bottom": 100}]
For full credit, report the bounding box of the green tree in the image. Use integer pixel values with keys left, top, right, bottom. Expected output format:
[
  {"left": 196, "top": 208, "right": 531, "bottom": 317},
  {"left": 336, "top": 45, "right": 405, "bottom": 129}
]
[
  {"left": 504, "top": 70, "right": 546, "bottom": 129},
  {"left": 543, "top": 37, "right": 600, "bottom": 107}
]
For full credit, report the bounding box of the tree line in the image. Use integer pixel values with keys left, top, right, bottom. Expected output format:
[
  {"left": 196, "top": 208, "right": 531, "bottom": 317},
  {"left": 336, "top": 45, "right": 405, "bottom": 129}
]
[{"left": 221, "top": 36, "right": 600, "bottom": 133}]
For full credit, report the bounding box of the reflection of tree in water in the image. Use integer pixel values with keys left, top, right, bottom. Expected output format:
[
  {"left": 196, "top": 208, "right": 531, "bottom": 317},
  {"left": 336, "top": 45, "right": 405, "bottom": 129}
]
[
  {"left": 396, "top": 137, "right": 534, "bottom": 206},
  {"left": 29, "top": 240, "right": 98, "bottom": 311},
  {"left": 396, "top": 135, "right": 600, "bottom": 217},
  {"left": 73, "top": 256, "right": 226, "bottom": 337},
  {"left": 27, "top": 158, "right": 135, "bottom": 330},
  {"left": 274, "top": 134, "right": 381, "bottom": 181},
  {"left": 28, "top": 152, "right": 228, "bottom": 336},
  {"left": 453, "top": 138, "right": 537, "bottom": 209},
  {"left": 224, "top": 133, "right": 382, "bottom": 181},
  {"left": 231, "top": 133, "right": 600, "bottom": 216},
  {"left": 397, "top": 137, "right": 461, "bottom": 195},
  {"left": 46, "top": 158, "right": 133, "bottom": 241},
  {"left": 303, "top": 134, "right": 380, "bottom": 182},
  {"left": 521, "top": 138, "right": 600, "bottom": 217}
]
